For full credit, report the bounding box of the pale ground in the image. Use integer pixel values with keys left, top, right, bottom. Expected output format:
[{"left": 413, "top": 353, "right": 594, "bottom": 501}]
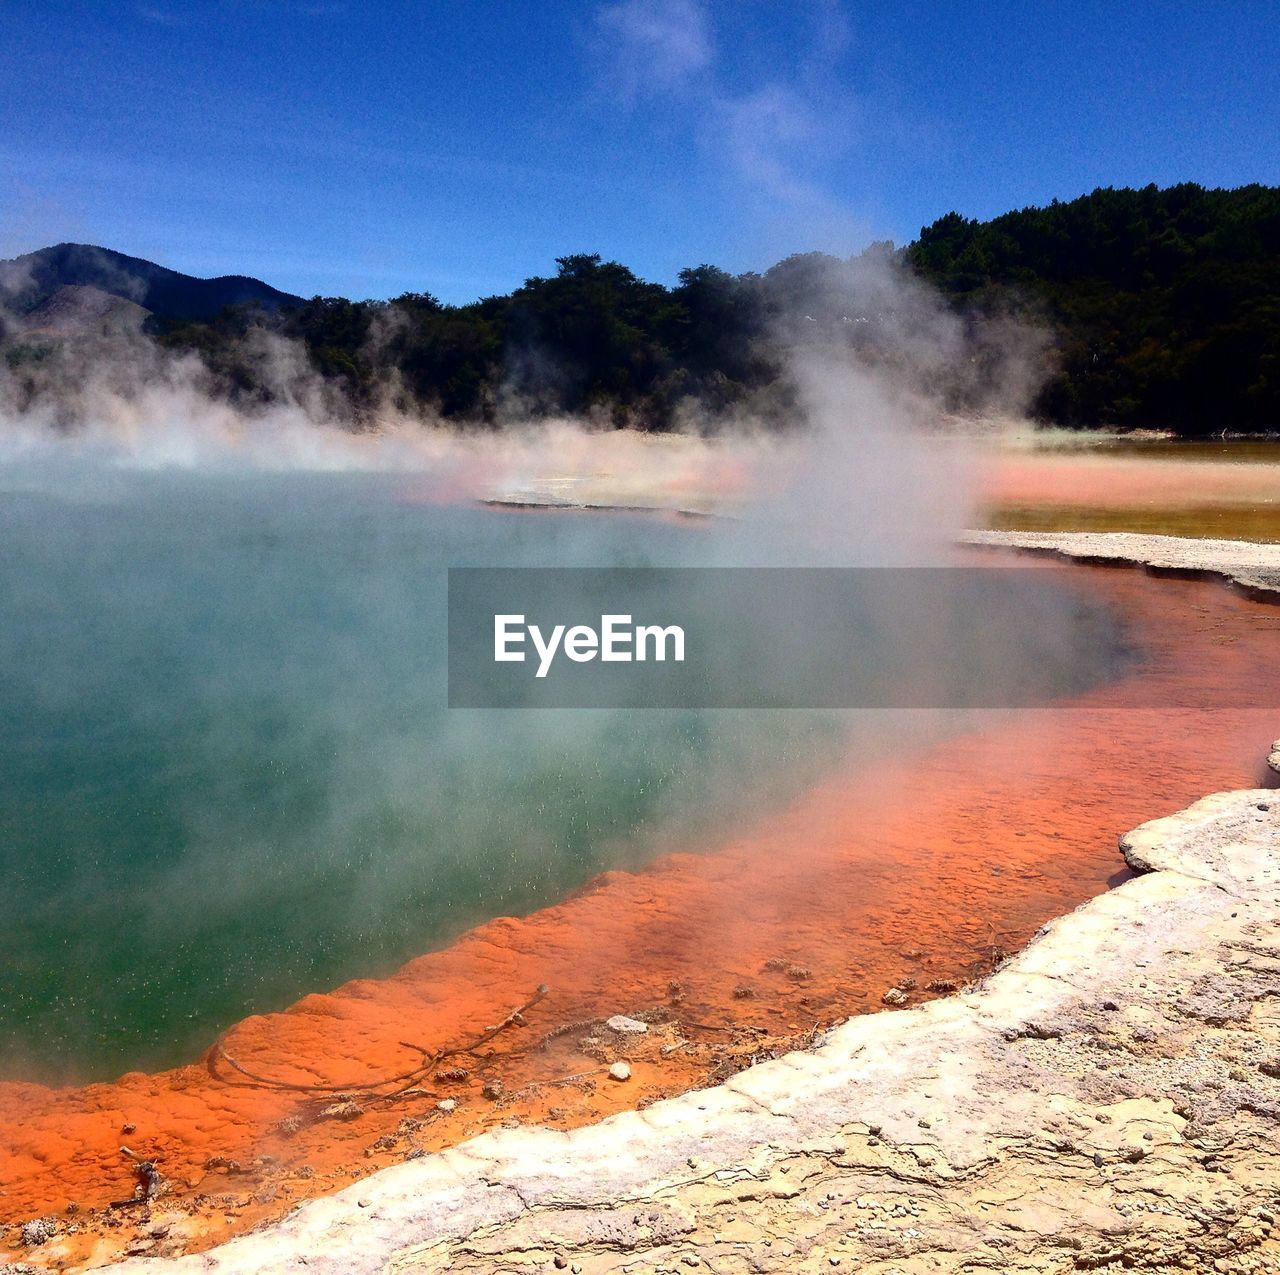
[{"left": 964, "top": 529, "right": 1280, "bottom": 597}]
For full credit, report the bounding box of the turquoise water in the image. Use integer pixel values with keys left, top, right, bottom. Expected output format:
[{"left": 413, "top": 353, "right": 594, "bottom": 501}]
[
  {"left": 0, "top": 467, "right": 1133, "bottom": 1083},
  {"left": 0, "top": 471, "right": 857, "bottom": 1081}
]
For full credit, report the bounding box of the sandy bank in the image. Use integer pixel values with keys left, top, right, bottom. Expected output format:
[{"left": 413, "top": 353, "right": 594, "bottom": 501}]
[
  {"left": 979, "top": 446, "right": 1280, "bottom": 541},
  {"left": 104, "top": 748, "right": 1280, "bottom": 1274}
]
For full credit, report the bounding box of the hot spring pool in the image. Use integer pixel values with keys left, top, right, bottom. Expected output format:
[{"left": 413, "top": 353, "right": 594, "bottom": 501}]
[
  {"left": 0, "top": 468, "right": 1127, "bottom": 1081},
  {"left": 0, "top": 471, "right": 854, "bottom": 1079}
]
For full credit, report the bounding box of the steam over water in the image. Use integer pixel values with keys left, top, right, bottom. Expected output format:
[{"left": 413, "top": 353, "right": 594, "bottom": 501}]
[
  {"left": 0, "top": 469, "right": 861, "bottom": 1079},
  {"left": 0, "top": 455, "right": 1138, "bottom": 1083}
]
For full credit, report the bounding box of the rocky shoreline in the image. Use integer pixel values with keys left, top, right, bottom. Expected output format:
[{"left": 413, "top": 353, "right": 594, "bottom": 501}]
[{"left": 89, "top": 532, "right": 1280, "bottom": 1275}]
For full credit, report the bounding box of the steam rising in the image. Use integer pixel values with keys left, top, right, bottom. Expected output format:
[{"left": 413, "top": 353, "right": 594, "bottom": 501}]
[
  {"left": 0, "top": 237, "right": 1046, "bottom": 562},
  {"left": 0, "top": 236, "right": 1066, "bottom": 1081},
  {"left": 0, "top": 1, "right": 1064, "bottom": 1080}
]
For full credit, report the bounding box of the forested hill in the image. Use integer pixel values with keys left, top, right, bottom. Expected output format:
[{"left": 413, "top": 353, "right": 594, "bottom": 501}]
[
  {"left": 907, "top": 184, "right": 1280, "bottom": 433},
  {"left": 3, "top": 184, "right": 1277, "bottom": 435}
]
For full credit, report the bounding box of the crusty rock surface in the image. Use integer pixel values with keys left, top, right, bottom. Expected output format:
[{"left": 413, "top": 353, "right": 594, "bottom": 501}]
[
  {"left": 965, "top": 529, "right": 1280, "bottom": 598},
  {"left": 109, "top": 750, "right": 1280, "bottom": 1275}
]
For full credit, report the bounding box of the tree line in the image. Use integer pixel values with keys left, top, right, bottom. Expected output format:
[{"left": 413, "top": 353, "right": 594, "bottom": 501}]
[
  {"left": 908, "top": 182, "right": 1280, "bottom": 433},
  {"left": 13, "top": 182, "right": 1280, "bottom": 435}
]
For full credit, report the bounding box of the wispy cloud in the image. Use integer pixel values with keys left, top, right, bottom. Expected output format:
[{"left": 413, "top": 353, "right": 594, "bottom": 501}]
[
  {"left": 591, "top": 0, "right": 863, "bottom": 248},
  {"left": 592, "top": 0, "right": 713, "bottom": 100},
  {"left": 718, "top": 83, "right": 832, "bottom": 207}
]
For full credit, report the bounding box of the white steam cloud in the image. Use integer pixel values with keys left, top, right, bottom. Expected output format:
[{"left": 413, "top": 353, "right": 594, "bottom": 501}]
[{"left": 0, "top": 1, "right": 1086, "bottom": 1094}]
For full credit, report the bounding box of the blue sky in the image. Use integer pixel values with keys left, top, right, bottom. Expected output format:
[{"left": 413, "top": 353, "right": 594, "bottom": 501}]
[{"left": 2, "top": 0, "right": 1277, "bottom": 303}]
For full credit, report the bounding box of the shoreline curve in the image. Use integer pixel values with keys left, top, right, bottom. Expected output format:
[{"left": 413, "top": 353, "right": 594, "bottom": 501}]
[
  {"left": 110, "top": 754, "right": 1280, "bottom": 1274},
  {"left": 105, "top": 529, "right": 1280, "bottom": 1274}
]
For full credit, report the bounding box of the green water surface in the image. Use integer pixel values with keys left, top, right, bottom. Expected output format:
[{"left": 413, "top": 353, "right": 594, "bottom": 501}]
[{"left": 0, "top": 471, "right": 857, "bottom": 1081}]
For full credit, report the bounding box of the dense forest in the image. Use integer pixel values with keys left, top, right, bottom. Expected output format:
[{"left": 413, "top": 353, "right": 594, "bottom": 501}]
[
  {"left": 4, "top": 183, "right": 1278, "bottom": 435},
  {"left": 908, "top": 183, "right": 1280, "bottom": 433}
]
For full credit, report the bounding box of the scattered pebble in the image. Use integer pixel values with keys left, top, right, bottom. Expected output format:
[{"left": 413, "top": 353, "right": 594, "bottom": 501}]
[
  {"left": 319, "top": 1099, "right": 363, "bottom": 1122},
  {"left": 606, "top": 1015, "right": 649, "bottom": 1035},
  {"left": 437, "top": 1098, "right": 458, "bottom": 1113},
  {"left": 20, "top": 1217, "right": 58, "bottom": 1247},
  {"left": 609, "top": 1061, "right": 632, "bottom": 1082}
]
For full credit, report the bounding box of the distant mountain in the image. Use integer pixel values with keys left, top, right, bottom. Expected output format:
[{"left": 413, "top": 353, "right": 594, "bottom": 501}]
[
  {"left": 0, "top": 243, "right": 302, "bottom": 324},
  {"left": 22, "top": 284, "right": 151, "bottom": 335}
]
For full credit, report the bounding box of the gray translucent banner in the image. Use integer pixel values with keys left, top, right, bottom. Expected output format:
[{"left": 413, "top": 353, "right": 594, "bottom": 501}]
[{"left": 448, "top": 567, "right": 1147, "bottom": 708}]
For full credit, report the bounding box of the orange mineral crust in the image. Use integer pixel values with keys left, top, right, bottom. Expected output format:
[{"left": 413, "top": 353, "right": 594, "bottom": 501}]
[
  {"left": 983, "top": 447, "right": 1278, "bottom": 507},
  {"left": 1, "top": 561, "right": 1277, "bottom": 1270}
]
